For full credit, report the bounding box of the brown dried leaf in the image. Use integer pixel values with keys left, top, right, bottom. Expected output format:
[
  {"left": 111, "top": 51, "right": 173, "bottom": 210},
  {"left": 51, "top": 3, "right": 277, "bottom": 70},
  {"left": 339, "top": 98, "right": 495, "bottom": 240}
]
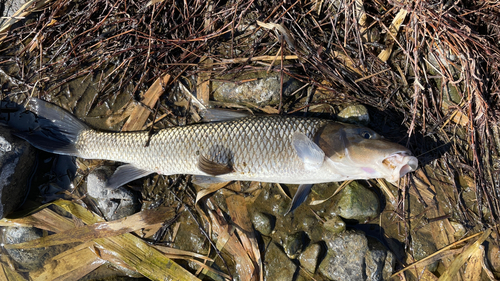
[{"left": 122, "top": 74, "right": 171, "bottom": 131}]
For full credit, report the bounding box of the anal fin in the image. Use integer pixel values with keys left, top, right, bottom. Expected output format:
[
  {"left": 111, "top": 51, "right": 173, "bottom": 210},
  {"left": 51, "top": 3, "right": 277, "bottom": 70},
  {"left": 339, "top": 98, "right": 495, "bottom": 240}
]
[
  {"left": 285, "top": 184, "right": 313, "bottom": 215},
  {"left": 106, "top": 164, "right": 153, "bottom": 189}
]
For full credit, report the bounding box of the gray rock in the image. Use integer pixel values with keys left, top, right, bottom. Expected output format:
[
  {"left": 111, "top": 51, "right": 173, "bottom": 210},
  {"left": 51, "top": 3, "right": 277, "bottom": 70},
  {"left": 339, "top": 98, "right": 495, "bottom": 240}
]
[
  {"left": 251, "top": 211, "right": 275, "bottom": 236},
  {"left": 0, "top": 127, "right": 35, "bottom": 218},
  {"left": 1, "top": 0, "right": 30, "bottom": 25},
  {"left": 299, "top": 243, "right": 322, "bottom": 274},
  {"left": 2, "top": 227, "right": 47, "bottom": 270},
  {"left": 327, "top": 181, "right": 380, "bottom": 223},
  {"left": 365, "top": 238, "right": 389, "bottom": 281},
  {"left": 283, "top": 231, "right": 306, "bottom": 259},
  {"left": 264, "top": 242, "right": 297, "bottom": 281},
  {"left": 212, "top": 72, "right": 303, "bottom": 106},
  {"left": 320, "top": 230, "right": 369, "bottom": 280},
  {"left": 337, "top": 104, "right": 370, "bottom": 125},
  {"left": 86, "top": 166, "right": 140, "bottom": 220},
  {"left": 319, "top": 230, "right": 395, "bottom": 281}
]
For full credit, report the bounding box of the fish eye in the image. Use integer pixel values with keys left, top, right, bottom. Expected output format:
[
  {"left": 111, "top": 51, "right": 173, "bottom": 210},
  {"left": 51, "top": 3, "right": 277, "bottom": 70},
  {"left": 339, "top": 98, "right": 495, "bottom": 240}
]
[{"left": 361, "top": 130, "right": 372, "bottom": 139}]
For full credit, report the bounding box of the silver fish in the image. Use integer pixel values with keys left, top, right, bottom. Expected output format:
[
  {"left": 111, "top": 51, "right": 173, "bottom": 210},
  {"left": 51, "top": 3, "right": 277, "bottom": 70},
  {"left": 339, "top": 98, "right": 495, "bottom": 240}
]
[{"left": 16, "top": 98, "right": 418, "bottom": 212}]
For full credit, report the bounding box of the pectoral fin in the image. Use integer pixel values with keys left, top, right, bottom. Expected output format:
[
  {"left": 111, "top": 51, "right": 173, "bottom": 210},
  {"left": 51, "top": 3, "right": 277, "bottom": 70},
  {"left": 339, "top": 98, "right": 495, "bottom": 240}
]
[
  {"left": 106, "top": 164, "right": 153, "bottom": 189},
  {"left": 198, "top": 155, "right": 234, "bottom": 176},
  {"left": 292, "top": 132, "right": 325, "bottom": 170},
  {"left": 285, "top": 184, "right": 313, "bottom": 215}
]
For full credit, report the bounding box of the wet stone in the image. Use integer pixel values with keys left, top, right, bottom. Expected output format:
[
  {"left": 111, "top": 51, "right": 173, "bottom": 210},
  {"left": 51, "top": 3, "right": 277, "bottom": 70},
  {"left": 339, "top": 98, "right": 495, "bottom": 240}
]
[
  {"left": 212, "top": 72, "right": 303, "bottom": 106},
  {"left": 319, "top": 229, "right": 395, "bottom": 281},
  {"left": 319, "top": 230, "right": 369, "bottom": 280},
  {"left": 86, "top": 166, "right": 140, "bottom": 221},
  {"left": 283, "top": 231, "right": 306, "bottom": 259},
  {"left": 365, "top": 238, "right": 390, "bottom": 281},
  {"left": 299, "top": 243, "right": 322, "bottom": 274},
  {"left": 0, "top": 127, "right": 35, "bottom": 218},
  {"left": 323, "top": 216, "right": 346, "bottom": 234},
  {"left": 264, "top": 242, "right": 297, "bottom": 281},
  {"left": 327, "top": 181, "right": 380, "bottom": 223},
  {"left": 410, "top": 229, "right": 438, "bottom": 272},
  {"left": 2, "top": 227, "right": 47, "bottom": 270},
  {"left": 251, "top": 211, "right": 275, "bottom": 236},
  {"left": 337, "top": 104, "right": 370, "bottom": 125}
]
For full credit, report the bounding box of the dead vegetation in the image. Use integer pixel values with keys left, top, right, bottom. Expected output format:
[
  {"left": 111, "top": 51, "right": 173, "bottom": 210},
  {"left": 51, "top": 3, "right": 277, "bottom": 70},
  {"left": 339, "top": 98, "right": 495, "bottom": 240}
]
[{"left": 0, "top": 0, "right": 500, "bottom": 280}]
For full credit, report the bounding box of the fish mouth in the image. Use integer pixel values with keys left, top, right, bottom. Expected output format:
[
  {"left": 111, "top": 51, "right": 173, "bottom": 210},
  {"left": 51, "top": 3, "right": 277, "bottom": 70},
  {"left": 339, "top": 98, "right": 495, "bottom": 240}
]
[{"left": 382, "top": 151, "right": 418, "bottom": 182}]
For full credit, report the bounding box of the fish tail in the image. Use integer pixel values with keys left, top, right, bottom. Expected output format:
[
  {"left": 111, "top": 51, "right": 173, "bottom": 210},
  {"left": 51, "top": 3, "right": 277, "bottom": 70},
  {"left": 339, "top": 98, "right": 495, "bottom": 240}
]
[{"left": 13, "top": 98, "right": 89, "bottom": 156}]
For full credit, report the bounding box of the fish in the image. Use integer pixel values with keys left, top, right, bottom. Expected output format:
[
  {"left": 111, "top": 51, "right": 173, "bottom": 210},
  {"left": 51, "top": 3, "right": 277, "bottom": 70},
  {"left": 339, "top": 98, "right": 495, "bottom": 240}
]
[{"left": 14, "top": 98, "right": 418, "bottom": 213}]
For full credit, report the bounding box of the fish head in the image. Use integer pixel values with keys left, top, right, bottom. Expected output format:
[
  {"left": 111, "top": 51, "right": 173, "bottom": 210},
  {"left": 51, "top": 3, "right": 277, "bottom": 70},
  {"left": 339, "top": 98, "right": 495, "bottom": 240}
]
[{"left": 316, "top": 122, "right": 418, "bottom": 182}]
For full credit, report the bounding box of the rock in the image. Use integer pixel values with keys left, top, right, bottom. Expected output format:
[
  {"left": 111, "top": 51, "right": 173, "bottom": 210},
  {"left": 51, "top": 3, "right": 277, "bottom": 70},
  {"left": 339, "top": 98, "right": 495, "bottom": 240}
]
[
  {"left": 410, "top": 229, "right": 438, "bottom": 272},
  {"left": 319, "top": 230, "right": 369, "bottom": 280},
  {"left": 299, "top": 243, "right": 322, "bottom": 274},
  {"left": 0, "top": 0, "right": 30, "bottom": 26},
  {"left": 319, "top": 230, "right": 394, "bottom": 281},
  {"left": 323, "top": 216, "right": 346, "bottom": 234},
  {"left": 327, "top": 181, "right": 380, "bottom": 223},
  {"left": 264, "top": 242, "right": 297, "bottom": 281},
  {"left": 487, "top": 244, "right": 500, "bottom": 277},
  {"left": 212, "top": 72, "right": 303, "bottom": 106},
  {"left": 337, "top": 104, "right": 370, "bottom": 125},
  {"left": 86, "top": 166, "right": 140, "bottom": 220},
  {"left": 0, "top": 127, "right": 35, "bottom": 218},
  {"left": 283, "top": 231, "right": 306, "bottom": 259},
  {"left": 251, "top": 211, "right": 275, "bottom": 236},
  {"left": 365, "top": 238, "right": 391, "bottom": 281},
  {"left": 2, "top": 227, "right": 48, "bottom": 270}
]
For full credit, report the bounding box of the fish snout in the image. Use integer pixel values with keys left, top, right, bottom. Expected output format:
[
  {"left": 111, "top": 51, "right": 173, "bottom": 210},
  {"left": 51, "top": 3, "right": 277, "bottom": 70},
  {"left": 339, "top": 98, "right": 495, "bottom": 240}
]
[{"left": 382, "top": 152, "right": 418, "bottom": 182}]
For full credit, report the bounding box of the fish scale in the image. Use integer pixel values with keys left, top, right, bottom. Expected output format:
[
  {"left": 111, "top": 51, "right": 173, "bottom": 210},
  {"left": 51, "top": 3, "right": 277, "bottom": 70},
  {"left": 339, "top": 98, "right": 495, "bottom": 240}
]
[{"left": 76, "top": 116, "right": 328, "bottom": 182}]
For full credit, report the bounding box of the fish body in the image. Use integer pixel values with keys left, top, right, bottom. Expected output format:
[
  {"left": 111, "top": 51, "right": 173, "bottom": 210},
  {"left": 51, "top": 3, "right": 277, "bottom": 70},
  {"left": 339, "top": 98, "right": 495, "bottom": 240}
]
[
  {"left": 15, "top": 98, "right": 418, "bottom": 209},
  {"left": 77, "top": 116, "right": 336, "bottom": 184}
]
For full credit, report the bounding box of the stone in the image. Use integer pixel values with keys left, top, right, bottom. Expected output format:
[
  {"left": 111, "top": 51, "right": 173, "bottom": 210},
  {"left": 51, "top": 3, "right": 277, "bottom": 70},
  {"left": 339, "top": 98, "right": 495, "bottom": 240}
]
[
  {"left": 264, "top": 242, "right": 297, "bottom": 281},
  {"left": 299, "top": 243, "right": 322, "bottom": 274},
  {"left": 251, "top": 211, "right": 275, "bottom": 236},
  {"left": 319, "top": 230, "right": 395, "bottom": 281},
  {"left": 337, "top": 104, "right": 370, "bottom": 125},
  {"left": 212, "top": 72, "right": 303, "bottom": 106},
  {"left": 323, "top": 216, "right": 346, "bottom": 234},
  {"left": 365, "top": 238, "right": 389, "bottom": 281},
  {"left": 283, "top": 231, "right": 306, "bottom": 259},
  {"left": 319, "top": 230, "right": 369, "bottom": 280},
  {"left": 2, "top": 227, "right": 48, "bottom": 270},
  {"left": 0, "top": 127, "right": 35, "bottom": 218},
  {"left": 327, "top": 181, "right": 380, "bottom": 223},
  {"left": 86, "top": 166, "right": 140, "bottom": 220}
]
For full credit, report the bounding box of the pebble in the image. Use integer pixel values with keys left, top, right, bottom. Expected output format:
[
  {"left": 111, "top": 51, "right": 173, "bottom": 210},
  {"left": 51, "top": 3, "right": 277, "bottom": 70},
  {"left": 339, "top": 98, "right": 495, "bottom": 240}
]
[
  {"left": 86, "top": 166, "right": 140, "bottom": 220},
  {"left": 323, "top": 216, "right": 346, "bottom": 234},
  {"left": 212, "top": 72, "right": 303, "bottom": 106},
  {"left": 337, "top": 104, "right": 370, "bottom": 125},
  {"left": 327, "top": 181, "right": 380, "bottom": 223},
  {"left": 299, "top": 243, "right": 322, "bottom": 274},
  {"left": 319, "top": 230, "right": 394, "bottom": 280},
  {"left": 283, "top": 231, "right": 306, "bottom": 259},
  {"left": 264, "top": 242, "right": 297, "bottom": 281},
  {"left": 251, "top": 211, "right": 275, "bottom": 236}
]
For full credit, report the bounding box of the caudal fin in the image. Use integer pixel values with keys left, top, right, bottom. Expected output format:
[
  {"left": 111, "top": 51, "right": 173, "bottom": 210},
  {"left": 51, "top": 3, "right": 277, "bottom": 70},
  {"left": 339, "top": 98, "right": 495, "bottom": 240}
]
[{"left": 13, "top": 98, "right": 89, "bottom": 156}]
